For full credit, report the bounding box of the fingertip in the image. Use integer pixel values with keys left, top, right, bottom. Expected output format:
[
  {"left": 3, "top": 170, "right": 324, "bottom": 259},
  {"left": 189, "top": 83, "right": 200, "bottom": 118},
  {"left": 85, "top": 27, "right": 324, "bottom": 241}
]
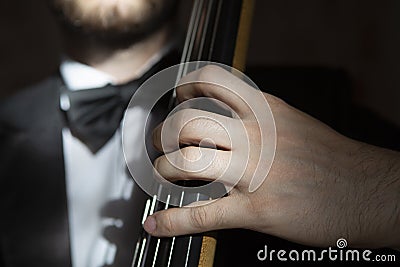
[{"left": 143, "top": 216, "right": 157, "bottom": 234}]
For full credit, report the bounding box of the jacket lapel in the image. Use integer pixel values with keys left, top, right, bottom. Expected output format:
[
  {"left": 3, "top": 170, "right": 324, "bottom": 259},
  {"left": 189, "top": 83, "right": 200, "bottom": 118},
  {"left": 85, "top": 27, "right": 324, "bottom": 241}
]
[{"left": 0, "top": 75, "right": 71, "bottom": 267}]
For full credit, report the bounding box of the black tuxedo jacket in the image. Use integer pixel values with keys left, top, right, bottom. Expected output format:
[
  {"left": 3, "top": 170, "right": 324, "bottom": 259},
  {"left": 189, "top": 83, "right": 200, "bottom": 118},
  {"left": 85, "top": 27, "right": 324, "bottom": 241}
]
[
  {"left": 0, "top": 76, "right": 71, "bottom": 266},
  {"left": 0, "top": 74, "right": 157, "bottom": 267}
]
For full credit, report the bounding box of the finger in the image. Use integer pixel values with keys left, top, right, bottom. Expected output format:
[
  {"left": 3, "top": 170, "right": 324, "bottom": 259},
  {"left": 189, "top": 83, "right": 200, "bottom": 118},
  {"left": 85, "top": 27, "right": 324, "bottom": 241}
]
[
  {"left": 176, "top": 65, "right": 259, "bottom": 118},
  {"left": 152, "top": 108, "right": 237, "bottom": 152},
  {"left": 144, "top": 196, "right": 245, "bottom": 237},
  {"left": 154, "top": 147, "right": 231, "bottom": 183}
]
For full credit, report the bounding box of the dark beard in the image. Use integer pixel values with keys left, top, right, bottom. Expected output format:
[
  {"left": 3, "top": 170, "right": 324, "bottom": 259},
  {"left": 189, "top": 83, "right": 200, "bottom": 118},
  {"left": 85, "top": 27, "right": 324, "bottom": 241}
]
[{"left": 48, "top": 0, "right": 178, "bottom": 47}]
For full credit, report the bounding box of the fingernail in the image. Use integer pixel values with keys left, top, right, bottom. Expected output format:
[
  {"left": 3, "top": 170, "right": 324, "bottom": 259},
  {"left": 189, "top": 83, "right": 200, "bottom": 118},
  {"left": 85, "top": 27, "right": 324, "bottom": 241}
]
[{"left": 144, "top": 216, "right": 157, "bottom": 233}]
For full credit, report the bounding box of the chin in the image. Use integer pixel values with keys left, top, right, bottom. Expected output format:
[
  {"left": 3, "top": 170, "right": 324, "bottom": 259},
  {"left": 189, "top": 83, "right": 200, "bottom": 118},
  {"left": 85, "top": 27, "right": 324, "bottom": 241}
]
[{"left": 52, "top": 0, "right": 177, "bottom": 35}]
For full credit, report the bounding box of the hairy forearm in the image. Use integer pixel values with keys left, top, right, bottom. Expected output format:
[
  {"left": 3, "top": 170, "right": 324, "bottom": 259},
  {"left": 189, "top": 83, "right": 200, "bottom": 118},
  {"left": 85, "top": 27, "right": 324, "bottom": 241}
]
[
  {"left": 352, "top": 141, "right": 400, "bottom": 249},
  {"left": 383, "top": 150, "right": 400, "bottom": 249}
]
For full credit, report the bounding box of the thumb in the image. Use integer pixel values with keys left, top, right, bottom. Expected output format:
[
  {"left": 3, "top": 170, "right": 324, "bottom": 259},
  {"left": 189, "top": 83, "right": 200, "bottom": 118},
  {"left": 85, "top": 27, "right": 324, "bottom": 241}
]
[{"left": 143, "top": 196, "right": 243, "bottom": 237}]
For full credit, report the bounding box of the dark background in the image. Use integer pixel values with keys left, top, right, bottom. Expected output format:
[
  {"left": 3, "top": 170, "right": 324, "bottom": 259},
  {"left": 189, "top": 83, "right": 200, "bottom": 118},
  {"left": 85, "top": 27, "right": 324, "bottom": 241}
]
[
  {"left": 0, "top": 0, "right": 399, "bottom": 266},
  {"left": 0, "top": 0, "right": 399, "bottom": 127}
]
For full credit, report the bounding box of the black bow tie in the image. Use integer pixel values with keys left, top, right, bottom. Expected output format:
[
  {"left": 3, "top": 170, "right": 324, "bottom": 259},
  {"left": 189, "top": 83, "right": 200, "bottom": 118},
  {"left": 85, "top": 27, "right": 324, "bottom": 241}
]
[{"left": 60, "top": 80, "right": 140, "bottom": 153}]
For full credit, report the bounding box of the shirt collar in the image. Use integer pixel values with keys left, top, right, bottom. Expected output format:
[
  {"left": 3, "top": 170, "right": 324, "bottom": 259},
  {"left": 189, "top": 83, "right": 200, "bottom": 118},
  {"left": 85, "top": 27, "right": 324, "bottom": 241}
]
[
  {"left": 59, "top": 42, "right": 175, "bottom": 91},
  {"left": 60, "top": 59, "right": 115, "bottom": 91}
]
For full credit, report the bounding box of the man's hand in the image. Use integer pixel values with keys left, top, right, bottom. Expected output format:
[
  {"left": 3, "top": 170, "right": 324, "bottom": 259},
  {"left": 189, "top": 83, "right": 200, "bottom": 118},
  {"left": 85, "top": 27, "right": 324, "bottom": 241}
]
[{"left": 144, "top": 65, "right": 400, "bottom": 249}]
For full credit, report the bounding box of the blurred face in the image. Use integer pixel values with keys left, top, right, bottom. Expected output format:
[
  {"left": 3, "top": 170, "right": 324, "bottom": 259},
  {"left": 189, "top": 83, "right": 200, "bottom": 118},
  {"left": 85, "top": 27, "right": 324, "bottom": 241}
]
[{"left": 52, "top": 0, "right": 177, "bottom": 38}]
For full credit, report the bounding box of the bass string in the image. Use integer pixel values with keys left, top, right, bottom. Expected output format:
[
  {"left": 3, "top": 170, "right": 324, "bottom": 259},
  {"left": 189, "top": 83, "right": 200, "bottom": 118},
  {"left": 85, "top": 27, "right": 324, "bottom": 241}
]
[
  {"left": 208, "top": 0, "right": 223, "bottom": 61},
  {"left": 175, "top": 0, "right": 202, "bottom": 87},
  {"left": 159, "top": 0, "right": 212, "bottom": 266},
  {"left": 161, "top": 1, "right": 222, "bottom": 266},
  {"left": 131, "top": 0, "right": 223, "bottom": 266},
  {"left": 195, "top": 0, "right": 215, "bottom": 69},
  {"left": 164, "top": 0, "right": 222, "bottom": 267},
  {"left": 133, "top": 2, "right": 203, "bottom": 265},
  {"left": 180, "top": 1, "right": 217, "bottom": 266},
  {"left": 182, "top": 0, "right": 204, "bottom": 76}
]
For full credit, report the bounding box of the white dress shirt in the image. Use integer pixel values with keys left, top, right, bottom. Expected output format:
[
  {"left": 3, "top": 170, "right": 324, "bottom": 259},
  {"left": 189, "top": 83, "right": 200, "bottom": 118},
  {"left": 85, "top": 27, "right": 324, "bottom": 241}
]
[
  {"left": 60, "top": 60, "right": 133, "bottom": 267},
  {"left": 60, "top": 45, "right": 172, "bottom": 267}
]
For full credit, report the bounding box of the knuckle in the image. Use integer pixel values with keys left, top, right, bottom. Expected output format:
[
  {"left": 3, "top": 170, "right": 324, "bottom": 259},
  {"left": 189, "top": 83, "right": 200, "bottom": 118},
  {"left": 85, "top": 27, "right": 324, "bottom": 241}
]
[
  {"left": 179, "top": 119, "right": 200, "bottom": 143},
  {"left": 179, "top": 147, "right": 200, "bottom": 174},
  {"left": 161, "top": 212, "right": 175, "bottom": 235},
  {"left": 190, "top": 206, "right": 209, "bottom": 229},
  {"left": 180, "top": 146, "right": 199, "bottom": 162},
  {"left": 196, "top": 65, "right": 223, "bottom": 91},
  {"left": 264, "top": 93, "right": 287, "bottom": 109},
  {"left": 213, "top": 205, "right": 226, "bottom": 228},
  {"left": 172, "top": 109, "right": 196, "bottom": 129},
  {"left": 189, "top": 205, "right": 225, "bottom": 230},
  {"left": 198, "top": 65, "right": 222, "bottom": 81}
]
